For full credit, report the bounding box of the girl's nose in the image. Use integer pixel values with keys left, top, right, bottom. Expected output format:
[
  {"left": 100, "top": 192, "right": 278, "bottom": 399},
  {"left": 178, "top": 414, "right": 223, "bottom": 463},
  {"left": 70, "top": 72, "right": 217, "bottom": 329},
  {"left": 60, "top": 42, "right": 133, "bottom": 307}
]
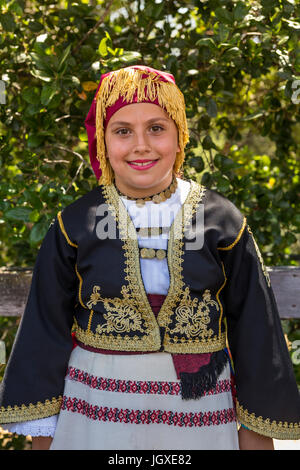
[{"left": 133, "top": 132, "right": 151, "bottom": 154}]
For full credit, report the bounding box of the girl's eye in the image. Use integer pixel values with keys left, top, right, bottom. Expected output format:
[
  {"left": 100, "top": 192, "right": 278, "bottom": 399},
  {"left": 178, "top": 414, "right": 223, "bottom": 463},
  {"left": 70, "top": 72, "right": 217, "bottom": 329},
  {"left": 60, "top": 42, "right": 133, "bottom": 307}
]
[
  {"left": 116, "top": 128, "right": 131, "bottom": 135},
  {"left": 150, "top": 125, "right": 164, "bottom": 133}
]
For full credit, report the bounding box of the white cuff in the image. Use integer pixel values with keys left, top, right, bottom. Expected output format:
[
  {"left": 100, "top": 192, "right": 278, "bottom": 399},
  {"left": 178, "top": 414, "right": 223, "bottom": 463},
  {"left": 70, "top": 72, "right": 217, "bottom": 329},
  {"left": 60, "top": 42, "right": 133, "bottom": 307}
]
[{"left": 2, "top": 414, "right": 58, "bottom": 437}]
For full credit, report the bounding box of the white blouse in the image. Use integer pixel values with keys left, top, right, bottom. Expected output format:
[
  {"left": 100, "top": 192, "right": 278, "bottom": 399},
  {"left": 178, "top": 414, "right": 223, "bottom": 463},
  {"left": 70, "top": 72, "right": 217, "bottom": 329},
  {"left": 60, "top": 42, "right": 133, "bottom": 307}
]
[{"left": 3, "top": 178, "right": 191, "bottom": 437}]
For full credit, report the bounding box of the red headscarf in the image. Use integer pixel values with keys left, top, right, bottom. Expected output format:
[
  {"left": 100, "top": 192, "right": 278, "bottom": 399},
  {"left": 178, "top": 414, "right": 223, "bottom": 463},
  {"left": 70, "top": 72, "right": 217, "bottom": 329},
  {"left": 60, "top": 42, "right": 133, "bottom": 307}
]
[{"left": 84, "top": 65, "right": 188, "bottom": 181}]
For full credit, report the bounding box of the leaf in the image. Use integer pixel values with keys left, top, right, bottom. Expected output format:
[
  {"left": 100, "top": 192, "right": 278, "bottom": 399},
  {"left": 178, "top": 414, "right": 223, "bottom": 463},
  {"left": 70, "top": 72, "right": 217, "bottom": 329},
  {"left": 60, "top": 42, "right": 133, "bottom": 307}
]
[
  {"left": 22, "top": 88, "right": 40, "bottom": 105},
  {"left": 196, "top": 38, "right": 217, "bottom": 50},
  {"left": 27, "top": 135, "right": 44, "bottom": 148},
  {"left": 29, "top": 220, "right": 49, "bottom": 245},
  {"left": 216, "top": 176, "right": 231, "bottom": 192},
  {"left": 98, "top": 37, "right": 108, "bottom": 57},
  {"left": 214, "top": 8, "right": 233, "bottom": 25},
  {"left": 27, "top": 20, "right": 44, "bottom": 32},
  {"left": 202, "top": 135, "right": 217, "bottom": 150},
  {"left": 241, "top": 111, "right": 265, "bottom": 121},
  {"left": 8, "top": 1, "right": 24, "bottom": 16},
  {"left": 281, "top": 18, "right": 300, "bottom": 30},
  {"left": 189, "top": 156, "right": 205, "bottom": 172},
  {"left": 0, "top": 12, "right": 16, "bottom": 32},
  {"left": 79, "top": 129, "right": 88, "bottom": 142},
  {"left": 30, "top": 68, "right": 52, "bottom": 82},
  {"left": 4, "top": 207, "right": 33, "bottom": 222},
  {"left": 217, "top": 24, "right": 230, "bottom": 42},
  {"left": 47, "top": 93, "right": 62, "bottom": 109},
  {"left": 206, "top": 98, "right": 218, "bottom": 118},
  {"left": 285, "top": 232, "right": 297, "bottom": 245},
  {"left": 234, "top": 2, "right": 249, "bottom": 21},
  {"left": 29, "top": 209, "right": 40, "bottom": 223},
  {"left": 58, "top": 44, "right": 72, "bottom": 72},
  {"left": 222, "top": 47, "right": 241, "bottom": 60},
  {"left": 23, "top": 189, "right": 43, "bottom": 210},
  {"left": 119, "top": 51, "right": 142, "bottom": 63},
  {"left": 201, "top": 172, "right": 212, "bottom": 186},
  {"left": 41, "top": 85, "right": 57, "bottom": 106},
  {"left": 198, "top": 114, "right": 211, "bottom": 130},
  {"left": 214, "top": 154, "right": 240, "bottom": 170},
  {"left": 30, "top": 52, "right": 54, "bottom": 75},
  {"left": 82, "top": 81, "right": 98, "bottom": 92}
]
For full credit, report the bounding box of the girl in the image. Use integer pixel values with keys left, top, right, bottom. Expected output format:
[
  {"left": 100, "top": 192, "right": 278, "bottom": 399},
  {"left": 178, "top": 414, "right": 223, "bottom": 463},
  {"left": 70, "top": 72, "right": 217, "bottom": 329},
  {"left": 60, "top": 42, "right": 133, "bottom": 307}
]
[{"left": 0, "top": 66, "right": 299, "bottom": 450}]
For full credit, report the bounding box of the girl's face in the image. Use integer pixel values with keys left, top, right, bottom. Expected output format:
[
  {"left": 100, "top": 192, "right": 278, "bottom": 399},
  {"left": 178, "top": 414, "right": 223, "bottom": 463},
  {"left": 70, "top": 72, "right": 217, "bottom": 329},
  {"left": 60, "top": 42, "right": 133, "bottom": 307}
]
[{"left": 104, "top": 102, "right": 180, "bottom": 197}]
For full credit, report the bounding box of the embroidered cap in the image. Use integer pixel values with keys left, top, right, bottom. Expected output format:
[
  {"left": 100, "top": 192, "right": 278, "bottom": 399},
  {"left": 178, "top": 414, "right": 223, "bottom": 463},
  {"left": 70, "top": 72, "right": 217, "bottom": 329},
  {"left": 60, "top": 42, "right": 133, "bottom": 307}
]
[{"left": 84, "top": 65, "right": 189, "bottom": 183}]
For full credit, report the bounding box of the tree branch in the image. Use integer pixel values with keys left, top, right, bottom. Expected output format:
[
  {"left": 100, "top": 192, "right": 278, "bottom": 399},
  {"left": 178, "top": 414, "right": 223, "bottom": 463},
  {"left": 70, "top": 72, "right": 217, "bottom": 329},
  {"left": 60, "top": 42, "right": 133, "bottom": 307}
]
[
  {"left": 51, "top": 145, "right": 89, "bottom": 166},
  {"left": 72, "top": 0, "right": 115, "bottom": 55}
]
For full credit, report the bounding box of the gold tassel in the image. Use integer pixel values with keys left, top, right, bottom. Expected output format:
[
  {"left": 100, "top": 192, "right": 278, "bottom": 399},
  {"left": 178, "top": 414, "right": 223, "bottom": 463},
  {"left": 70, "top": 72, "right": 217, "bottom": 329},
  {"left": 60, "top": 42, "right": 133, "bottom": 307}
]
[{"left": 95, "top": 68, "right": 189, "bottom": 185}]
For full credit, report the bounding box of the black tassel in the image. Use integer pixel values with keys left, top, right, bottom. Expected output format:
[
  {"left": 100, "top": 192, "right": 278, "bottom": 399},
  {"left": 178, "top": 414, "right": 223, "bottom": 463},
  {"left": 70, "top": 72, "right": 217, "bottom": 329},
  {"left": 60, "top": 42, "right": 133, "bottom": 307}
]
[{"left": 180, "top": 349, "right": 229, "bottom": 400}]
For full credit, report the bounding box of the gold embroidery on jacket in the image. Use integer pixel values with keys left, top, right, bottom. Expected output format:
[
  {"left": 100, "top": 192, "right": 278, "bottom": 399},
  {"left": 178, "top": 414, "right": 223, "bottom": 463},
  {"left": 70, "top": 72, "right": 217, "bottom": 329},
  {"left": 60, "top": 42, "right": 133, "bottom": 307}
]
[
  {"left": 169, "top": 287, "right": 216, "bottom": 339},
  {"left": 87, "top": 286, "right": 101, "bottom": 309},
  {"left": 87, "top": 310, "right": 94, "bottom": 334},
  {"left": 74, "top": 182, "right": 226, "bottom": 353},
  {"left": 247, "top": 225, "right": 271, "bottom": 287},
  {"left": 236, "top": 400, "right": 300, "bottom": 440},
  {"left": 0, "top": 396, "right": 62, "bottom": 424},
  {"left": 86, "top": 285, "right": 144, "bottom": 334}
]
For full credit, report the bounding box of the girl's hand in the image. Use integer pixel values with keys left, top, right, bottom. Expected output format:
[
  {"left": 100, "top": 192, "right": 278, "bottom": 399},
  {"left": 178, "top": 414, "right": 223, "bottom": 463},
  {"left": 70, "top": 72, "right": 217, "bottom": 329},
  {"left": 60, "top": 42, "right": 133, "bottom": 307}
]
[
  {"left": 238, "top": 426, "right": 274, "bottom": 450},
  {"left": 31, "top": 436, "right": 53, "bottom": 450}
]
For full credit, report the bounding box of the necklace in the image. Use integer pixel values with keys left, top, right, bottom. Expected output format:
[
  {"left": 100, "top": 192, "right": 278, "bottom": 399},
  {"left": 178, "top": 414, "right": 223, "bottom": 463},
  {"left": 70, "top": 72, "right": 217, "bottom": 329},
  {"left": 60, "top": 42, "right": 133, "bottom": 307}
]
[{"left": 116, "top": 177, "right": 178, "bottom": 207}]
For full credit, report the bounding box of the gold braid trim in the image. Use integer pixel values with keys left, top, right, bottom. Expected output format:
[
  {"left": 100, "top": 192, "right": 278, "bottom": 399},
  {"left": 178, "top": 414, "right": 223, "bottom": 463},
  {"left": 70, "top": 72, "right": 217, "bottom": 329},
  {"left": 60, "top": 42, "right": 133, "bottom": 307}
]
[
  {"left": 217, "top": 216, "right": 247, "bottom": 251},
  {"left": 217, "top": 261, "right": 227, "bottom": 339},
  {"left": 236, "top": 401, "right": 300, "bottom": 440},
  {"left": 57, "top": 211, "right": 78, "bottom": 248},
  {"left": 158, "top": 182, "right": 226, "bottom": 353},
  {"left": 73, "top": 183, "right": 161, "bottom": 352},
  {"left": 247, "top": 225, "right": 271, "bottom": 287},
  {"left": 75, "top": 264, "right": 88, "bottom": 310},
  {"left": 95, "top": 68, "right": 189, "bottom": 184},
  {"left": 0, "top": 396, "right": 62, "bottom": 424}
]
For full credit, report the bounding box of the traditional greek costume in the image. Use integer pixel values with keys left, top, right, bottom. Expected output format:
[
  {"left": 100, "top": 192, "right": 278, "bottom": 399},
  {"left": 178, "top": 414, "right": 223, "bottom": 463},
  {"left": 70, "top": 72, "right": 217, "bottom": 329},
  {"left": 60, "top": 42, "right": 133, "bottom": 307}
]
[{"left": 1, "top": 67, "right": 299, "bottom": 449}]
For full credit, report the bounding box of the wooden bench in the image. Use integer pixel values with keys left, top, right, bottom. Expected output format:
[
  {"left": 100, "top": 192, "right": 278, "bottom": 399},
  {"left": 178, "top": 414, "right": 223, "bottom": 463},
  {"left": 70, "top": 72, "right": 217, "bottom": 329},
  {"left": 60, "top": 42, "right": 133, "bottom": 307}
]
[{"left": 0, "top": 266, "right": 299, "bottom": 319}]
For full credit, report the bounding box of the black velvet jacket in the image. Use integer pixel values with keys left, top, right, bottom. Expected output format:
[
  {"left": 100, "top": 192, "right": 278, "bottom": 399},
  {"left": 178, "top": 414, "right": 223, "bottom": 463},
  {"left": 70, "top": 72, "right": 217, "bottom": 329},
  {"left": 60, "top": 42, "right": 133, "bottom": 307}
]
[{"left": 0, "top": 181, "right": 299, "bottom": 439}]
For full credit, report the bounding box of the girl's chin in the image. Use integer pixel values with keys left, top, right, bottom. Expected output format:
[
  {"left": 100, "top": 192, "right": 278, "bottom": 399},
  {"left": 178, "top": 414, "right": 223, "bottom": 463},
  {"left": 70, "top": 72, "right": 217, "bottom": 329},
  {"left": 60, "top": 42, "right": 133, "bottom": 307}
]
[{"left": 115, "top": 173, "right": 173, "bottom": 197}]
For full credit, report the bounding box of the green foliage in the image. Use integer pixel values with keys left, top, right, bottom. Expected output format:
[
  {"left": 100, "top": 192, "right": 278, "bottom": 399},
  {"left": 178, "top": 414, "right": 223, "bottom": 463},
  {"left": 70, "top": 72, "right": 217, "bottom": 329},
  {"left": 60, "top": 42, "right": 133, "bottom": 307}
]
[
  {"left": 282, "top": 319, "right": 300, "bottom": 386},
  {"left": 0, "top": 0, "right": 299, "bottom": 449},
  {"left": 0, "top": 0, "right": 299, "bottom": 267}
]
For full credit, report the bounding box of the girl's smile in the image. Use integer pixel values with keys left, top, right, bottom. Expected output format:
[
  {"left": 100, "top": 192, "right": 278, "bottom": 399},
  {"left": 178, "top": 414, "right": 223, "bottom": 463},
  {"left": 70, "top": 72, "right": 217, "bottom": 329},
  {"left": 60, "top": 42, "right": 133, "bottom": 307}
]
[{"left": 127, "top": 159, "right": 158, "bottom": 170}]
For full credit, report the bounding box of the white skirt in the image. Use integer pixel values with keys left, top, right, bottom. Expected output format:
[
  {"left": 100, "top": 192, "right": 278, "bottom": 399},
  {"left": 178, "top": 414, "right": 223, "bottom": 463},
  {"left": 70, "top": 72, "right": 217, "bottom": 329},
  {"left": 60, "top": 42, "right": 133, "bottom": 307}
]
[{"left": 50, "top": 346, "right": 239, "bottom": 450}]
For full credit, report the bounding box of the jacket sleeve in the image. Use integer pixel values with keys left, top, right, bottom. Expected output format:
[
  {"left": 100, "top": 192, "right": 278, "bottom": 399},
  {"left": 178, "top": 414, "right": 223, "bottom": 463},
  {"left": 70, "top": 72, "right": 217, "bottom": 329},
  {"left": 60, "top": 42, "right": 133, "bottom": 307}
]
[
  {"left": 219, "top": 217, "right": 300, "bottom": 440},
  {"left": 0, "top": 212, "right": 77, "bottom": 424}
]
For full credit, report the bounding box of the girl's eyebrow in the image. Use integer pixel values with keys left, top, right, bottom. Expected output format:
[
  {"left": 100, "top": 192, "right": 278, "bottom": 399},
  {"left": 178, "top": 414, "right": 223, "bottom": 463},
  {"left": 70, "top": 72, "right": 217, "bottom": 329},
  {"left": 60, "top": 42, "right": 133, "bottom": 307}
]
[{"left": 110, "top": 117, "right": 170, "bottom": 127}]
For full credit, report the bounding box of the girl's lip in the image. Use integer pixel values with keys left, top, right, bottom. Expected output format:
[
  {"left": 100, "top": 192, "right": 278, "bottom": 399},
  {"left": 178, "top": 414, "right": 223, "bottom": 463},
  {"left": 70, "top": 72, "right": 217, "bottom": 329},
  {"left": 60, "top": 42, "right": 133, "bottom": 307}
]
[{"left": 127, "top": 160, "right": 158, "bottom": 170}]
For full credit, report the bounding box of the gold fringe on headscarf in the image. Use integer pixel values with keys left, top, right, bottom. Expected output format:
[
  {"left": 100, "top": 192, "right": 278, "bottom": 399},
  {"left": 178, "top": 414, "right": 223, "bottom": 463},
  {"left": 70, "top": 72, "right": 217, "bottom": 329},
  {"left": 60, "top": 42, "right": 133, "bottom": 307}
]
[{"left": 95, "top": 68, "right": 189, "bottom": 185}]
